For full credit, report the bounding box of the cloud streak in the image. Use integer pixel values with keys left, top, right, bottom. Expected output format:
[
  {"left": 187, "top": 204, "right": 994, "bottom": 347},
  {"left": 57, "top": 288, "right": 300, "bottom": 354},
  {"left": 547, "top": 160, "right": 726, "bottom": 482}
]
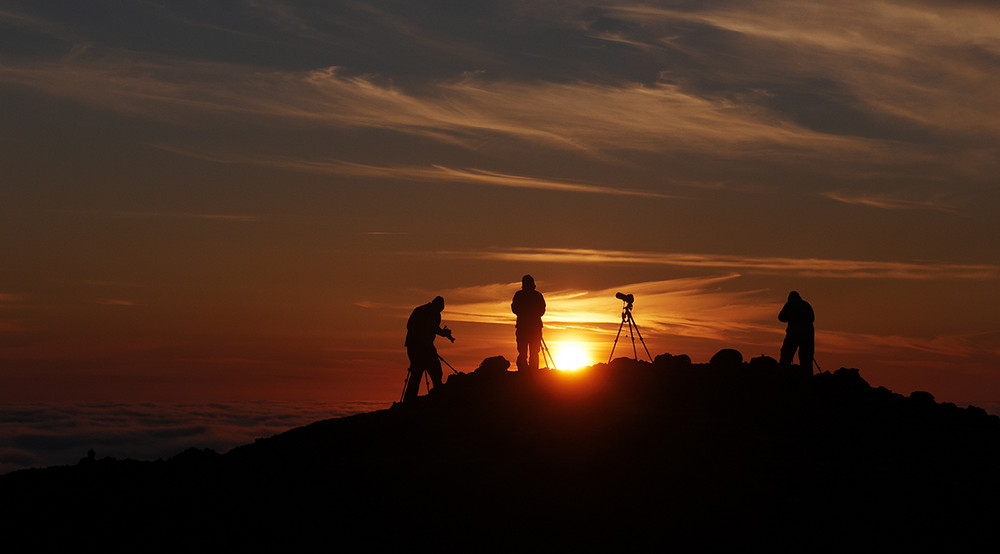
[
  {"left": 819, "top": 329, "right": 1000, "bottom": 359},
  {"left": 157, "top": 149, "right": 678, "bottom": 198},
  {"left": 434, "top": 248, "right": 1000, "bottom": 280},
  {"left": 106, "top": 211, "right": 260, "bottom": 222},
  {"left": 0, "top": 56, "right": 878, "bottom": 161},
  {"left": 820, "top": 191, "right": 958, "bottom": 213},
  {"left": 608, "top": 1, "right": 1000, "bottom": 138},
  {"left": 422, "top": 275, "right": 774, "bottom": 342},
  {"left": 95, "top": 299, "right": 136, "bottom": 307}
]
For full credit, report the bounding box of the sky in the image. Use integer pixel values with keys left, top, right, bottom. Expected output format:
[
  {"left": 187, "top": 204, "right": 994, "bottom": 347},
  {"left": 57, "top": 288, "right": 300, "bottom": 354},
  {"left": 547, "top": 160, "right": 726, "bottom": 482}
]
[{"left": 2, "top": 1, "right": 999, "bottom": 411}]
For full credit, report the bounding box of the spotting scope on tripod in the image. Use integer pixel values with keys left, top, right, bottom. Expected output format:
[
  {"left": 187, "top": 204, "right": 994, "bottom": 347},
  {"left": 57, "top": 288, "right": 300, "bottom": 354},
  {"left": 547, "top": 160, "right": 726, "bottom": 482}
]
[{"left": 608, "top": 292, "right": 653, "bottom": 363}]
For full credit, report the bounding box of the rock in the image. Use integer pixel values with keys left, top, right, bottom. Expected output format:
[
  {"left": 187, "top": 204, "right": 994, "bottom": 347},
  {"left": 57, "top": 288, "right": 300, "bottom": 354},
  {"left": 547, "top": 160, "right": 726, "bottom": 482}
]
[
  {"left": 474, "top": 355, "right": 510, "bottom": 375},
  {"left": 709, "top": 348, "right": 743, "bottom": 368}
]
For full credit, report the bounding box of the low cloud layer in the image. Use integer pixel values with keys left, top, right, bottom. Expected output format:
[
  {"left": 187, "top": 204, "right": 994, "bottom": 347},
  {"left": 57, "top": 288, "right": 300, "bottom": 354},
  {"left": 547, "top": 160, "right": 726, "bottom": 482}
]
[{"left": 0, "top": 400, "right": 388, "bottom": 475}]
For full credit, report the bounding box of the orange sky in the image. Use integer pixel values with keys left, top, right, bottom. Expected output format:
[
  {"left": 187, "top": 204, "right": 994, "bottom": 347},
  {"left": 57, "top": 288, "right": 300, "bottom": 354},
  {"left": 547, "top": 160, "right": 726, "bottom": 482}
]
[{"left": 1, "top": 1, "right": 998, "bottom": 406}]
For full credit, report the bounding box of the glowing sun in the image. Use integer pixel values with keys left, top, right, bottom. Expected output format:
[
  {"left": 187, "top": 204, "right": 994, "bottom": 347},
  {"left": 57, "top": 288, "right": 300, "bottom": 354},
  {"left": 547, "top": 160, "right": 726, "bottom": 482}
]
[{"left": 549, "top": 342, "right": 592, "bottom": 372}]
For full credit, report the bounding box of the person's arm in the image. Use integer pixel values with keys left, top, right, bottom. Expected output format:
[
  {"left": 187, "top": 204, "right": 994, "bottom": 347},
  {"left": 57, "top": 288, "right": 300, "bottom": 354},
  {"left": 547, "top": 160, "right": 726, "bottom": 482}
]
[
  {"left": 778, "top": 302, "right": 790, "bottom": 322},
  {"left": 436, "top": 325, "right": 455, "bottom": 342}
]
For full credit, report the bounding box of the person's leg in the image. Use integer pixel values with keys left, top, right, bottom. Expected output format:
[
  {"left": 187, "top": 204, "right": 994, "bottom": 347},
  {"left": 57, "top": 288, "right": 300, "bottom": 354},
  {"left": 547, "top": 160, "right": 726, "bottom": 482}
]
[
  {"left": 428, "top": 350, "right": 444, "bottom": 389},
  {"left": 516, "top": 333, "right": 529, "bottom": 372},
  {"left": 528, "top": 339, "right": 541, "bottom": 371},
  {"left": 779, "top": 334, "right": 798, "bottom": 366},
  {"left": 404, "top": 347, "right": 422, "bottom": 402},
  {"left": 404, "top": 366, "right": 423, "bottom": 402},
  {"left": 799, "top": 334, "right": 815, "bottom": 372}
]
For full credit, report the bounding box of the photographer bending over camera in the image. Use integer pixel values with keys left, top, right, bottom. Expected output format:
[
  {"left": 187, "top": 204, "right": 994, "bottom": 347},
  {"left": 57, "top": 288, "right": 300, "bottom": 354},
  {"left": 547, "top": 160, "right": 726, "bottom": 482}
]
[{"left": 403, "top": 296, "right": 454, "bottom": 402}]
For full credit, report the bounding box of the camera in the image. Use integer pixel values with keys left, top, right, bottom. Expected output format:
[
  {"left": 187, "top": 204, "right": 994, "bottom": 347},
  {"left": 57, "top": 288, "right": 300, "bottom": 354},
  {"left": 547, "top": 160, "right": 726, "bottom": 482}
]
[{"left": 615, "top": 292, "right": 634, "bottom": 308}]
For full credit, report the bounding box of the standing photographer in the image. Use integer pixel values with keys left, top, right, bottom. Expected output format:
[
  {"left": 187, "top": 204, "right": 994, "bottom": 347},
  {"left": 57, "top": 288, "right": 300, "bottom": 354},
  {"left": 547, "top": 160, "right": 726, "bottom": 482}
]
[
  {"left": 511, "top": 275, "right": 546, "bottom": 373},
  {"left": 778, "top": 290, "right": 815, "bottom": 371},
  {"left": 403, "top": 296, "right": 454, "bottom": 402}
]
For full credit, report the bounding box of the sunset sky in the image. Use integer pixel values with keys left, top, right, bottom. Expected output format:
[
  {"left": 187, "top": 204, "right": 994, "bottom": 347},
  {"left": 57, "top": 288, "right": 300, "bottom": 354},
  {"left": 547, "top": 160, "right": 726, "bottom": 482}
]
[{"left": 2, "top": 1, "right": 999, "bottom": 407}]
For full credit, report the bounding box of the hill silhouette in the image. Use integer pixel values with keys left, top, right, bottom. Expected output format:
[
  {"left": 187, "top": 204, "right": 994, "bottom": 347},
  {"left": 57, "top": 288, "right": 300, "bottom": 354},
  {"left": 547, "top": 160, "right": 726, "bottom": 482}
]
[{"left": 3, "top": 352, "right": 1000, "bottom": 551}]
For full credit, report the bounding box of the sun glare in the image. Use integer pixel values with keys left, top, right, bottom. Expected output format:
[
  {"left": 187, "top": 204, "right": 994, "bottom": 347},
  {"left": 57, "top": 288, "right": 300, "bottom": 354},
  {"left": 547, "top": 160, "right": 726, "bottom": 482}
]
[{"left": 549, "top": 342, "right": 592, "bottom": 372}]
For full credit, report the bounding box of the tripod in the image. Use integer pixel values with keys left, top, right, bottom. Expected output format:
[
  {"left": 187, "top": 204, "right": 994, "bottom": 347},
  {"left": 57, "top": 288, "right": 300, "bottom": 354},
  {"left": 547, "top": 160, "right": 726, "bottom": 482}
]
[
  {"left": 608, "top": 301, "right": 653, "bottom": 363},
  {"left": 399, "top": 354, "right": 459, "bottom": 403},
  {"left": 540, "top": 336, "right": 557, "bottom": 371}
]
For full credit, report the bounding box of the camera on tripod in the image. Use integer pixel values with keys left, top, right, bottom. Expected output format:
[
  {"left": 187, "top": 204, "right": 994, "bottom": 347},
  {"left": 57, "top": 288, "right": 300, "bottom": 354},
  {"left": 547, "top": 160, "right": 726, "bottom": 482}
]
[{"left": 608, "top": 292, "right": 652, "bottom": 362}]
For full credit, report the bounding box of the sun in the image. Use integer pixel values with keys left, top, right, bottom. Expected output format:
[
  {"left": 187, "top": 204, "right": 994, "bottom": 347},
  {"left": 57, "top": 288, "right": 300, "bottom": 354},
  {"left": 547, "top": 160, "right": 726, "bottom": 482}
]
[{"left": 548, "top": 341, "right": 593, "bottom": 372}]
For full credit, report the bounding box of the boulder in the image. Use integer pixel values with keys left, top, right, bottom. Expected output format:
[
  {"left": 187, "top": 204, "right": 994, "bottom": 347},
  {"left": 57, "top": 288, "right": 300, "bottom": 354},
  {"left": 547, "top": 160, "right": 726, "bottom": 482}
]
[{"left": 709, "top": 348, "right": 744, "bottom": 368}]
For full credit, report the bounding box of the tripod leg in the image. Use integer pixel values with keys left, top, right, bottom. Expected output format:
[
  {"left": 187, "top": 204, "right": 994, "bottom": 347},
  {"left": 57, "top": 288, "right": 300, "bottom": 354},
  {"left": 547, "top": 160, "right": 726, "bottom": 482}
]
[
  {"left": 402, "top": 367, "right": 425, "bottom": 403},
  {"left": 628, "top": 318, "right": 638, "bottom": 360},
  {"left": 609, "top": 317, "right": 627, "bottom": 363},
  {"left": 629, "top": 313, "right": 654, "bottom": 362},
  {"left": 400, "top": 368, "right": 411, "bottom": 403},
  {"left": 438, "top": 354, "right": 458, "bottom": 374},
  {"left": 541, "top": 336, "right": 557, "bottom": 371}
]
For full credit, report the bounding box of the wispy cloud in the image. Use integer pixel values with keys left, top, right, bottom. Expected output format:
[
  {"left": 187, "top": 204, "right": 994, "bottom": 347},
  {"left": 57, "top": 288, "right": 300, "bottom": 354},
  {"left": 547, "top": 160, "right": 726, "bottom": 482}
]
[
  {"left": 412, "top": 275, "right": 774, "bottom": 341},
  {"left": 821, "top": 191, "right": 958, "bottom": 213},
  {"left": 609, "top": 1, "right": 1000, "bottom": 138},
  {"left": 45, "top": 209, "right": 260, "bottom": 222},
  {"left": 0, "top": 8, "right": 79, "bottom": 43},
  {"left": 4, "top": 1, "right": 996, "bottom": 201},
  {"left": 3, "top": 2, "right": 998, "bottom": 174},
  {"left": 157, "top": 149, "right": 678, "bottom": 198},
  {"left": 107, "top": 211, "right": 260, "bottom": 222},
  {"left": 0, "top": 55, "right": 877, "bottom": 161},
  {"left": 83, "top": 280, "right": 152, "bottom": 289},
  {"left": 95, "top": 299, "right": 137, "bottom": 307},
  {"left": 433, "top": 247, "right": 1000, "bottom": 280},
  {"left": 818, "top": 329, "right": 997, "bottom": 359}
]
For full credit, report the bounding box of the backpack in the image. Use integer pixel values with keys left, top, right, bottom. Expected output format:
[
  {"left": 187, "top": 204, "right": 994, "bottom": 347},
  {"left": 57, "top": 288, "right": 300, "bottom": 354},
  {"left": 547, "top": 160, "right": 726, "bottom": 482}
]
[{"left": 474, "top": 355, "right": 510, "bottom": 376}]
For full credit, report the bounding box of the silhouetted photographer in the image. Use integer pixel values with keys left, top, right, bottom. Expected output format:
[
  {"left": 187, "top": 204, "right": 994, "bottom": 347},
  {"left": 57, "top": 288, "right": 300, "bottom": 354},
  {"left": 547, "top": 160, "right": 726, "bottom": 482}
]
[
  {"left": 402, "top": 296, "right": 454, "bottom": 402},
  {"left": 511, "top": 275, "right": 546, "bottom": 373},
  {"left": 778, "top": 290, "right": 814, "bottom": 372}
]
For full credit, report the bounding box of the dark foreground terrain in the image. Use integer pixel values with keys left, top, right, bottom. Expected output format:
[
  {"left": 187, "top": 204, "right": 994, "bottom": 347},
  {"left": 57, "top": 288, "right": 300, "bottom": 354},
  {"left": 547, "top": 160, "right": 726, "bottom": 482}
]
[{"left": 3, "top": 352, "right": 1000, "bottom": 551}]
